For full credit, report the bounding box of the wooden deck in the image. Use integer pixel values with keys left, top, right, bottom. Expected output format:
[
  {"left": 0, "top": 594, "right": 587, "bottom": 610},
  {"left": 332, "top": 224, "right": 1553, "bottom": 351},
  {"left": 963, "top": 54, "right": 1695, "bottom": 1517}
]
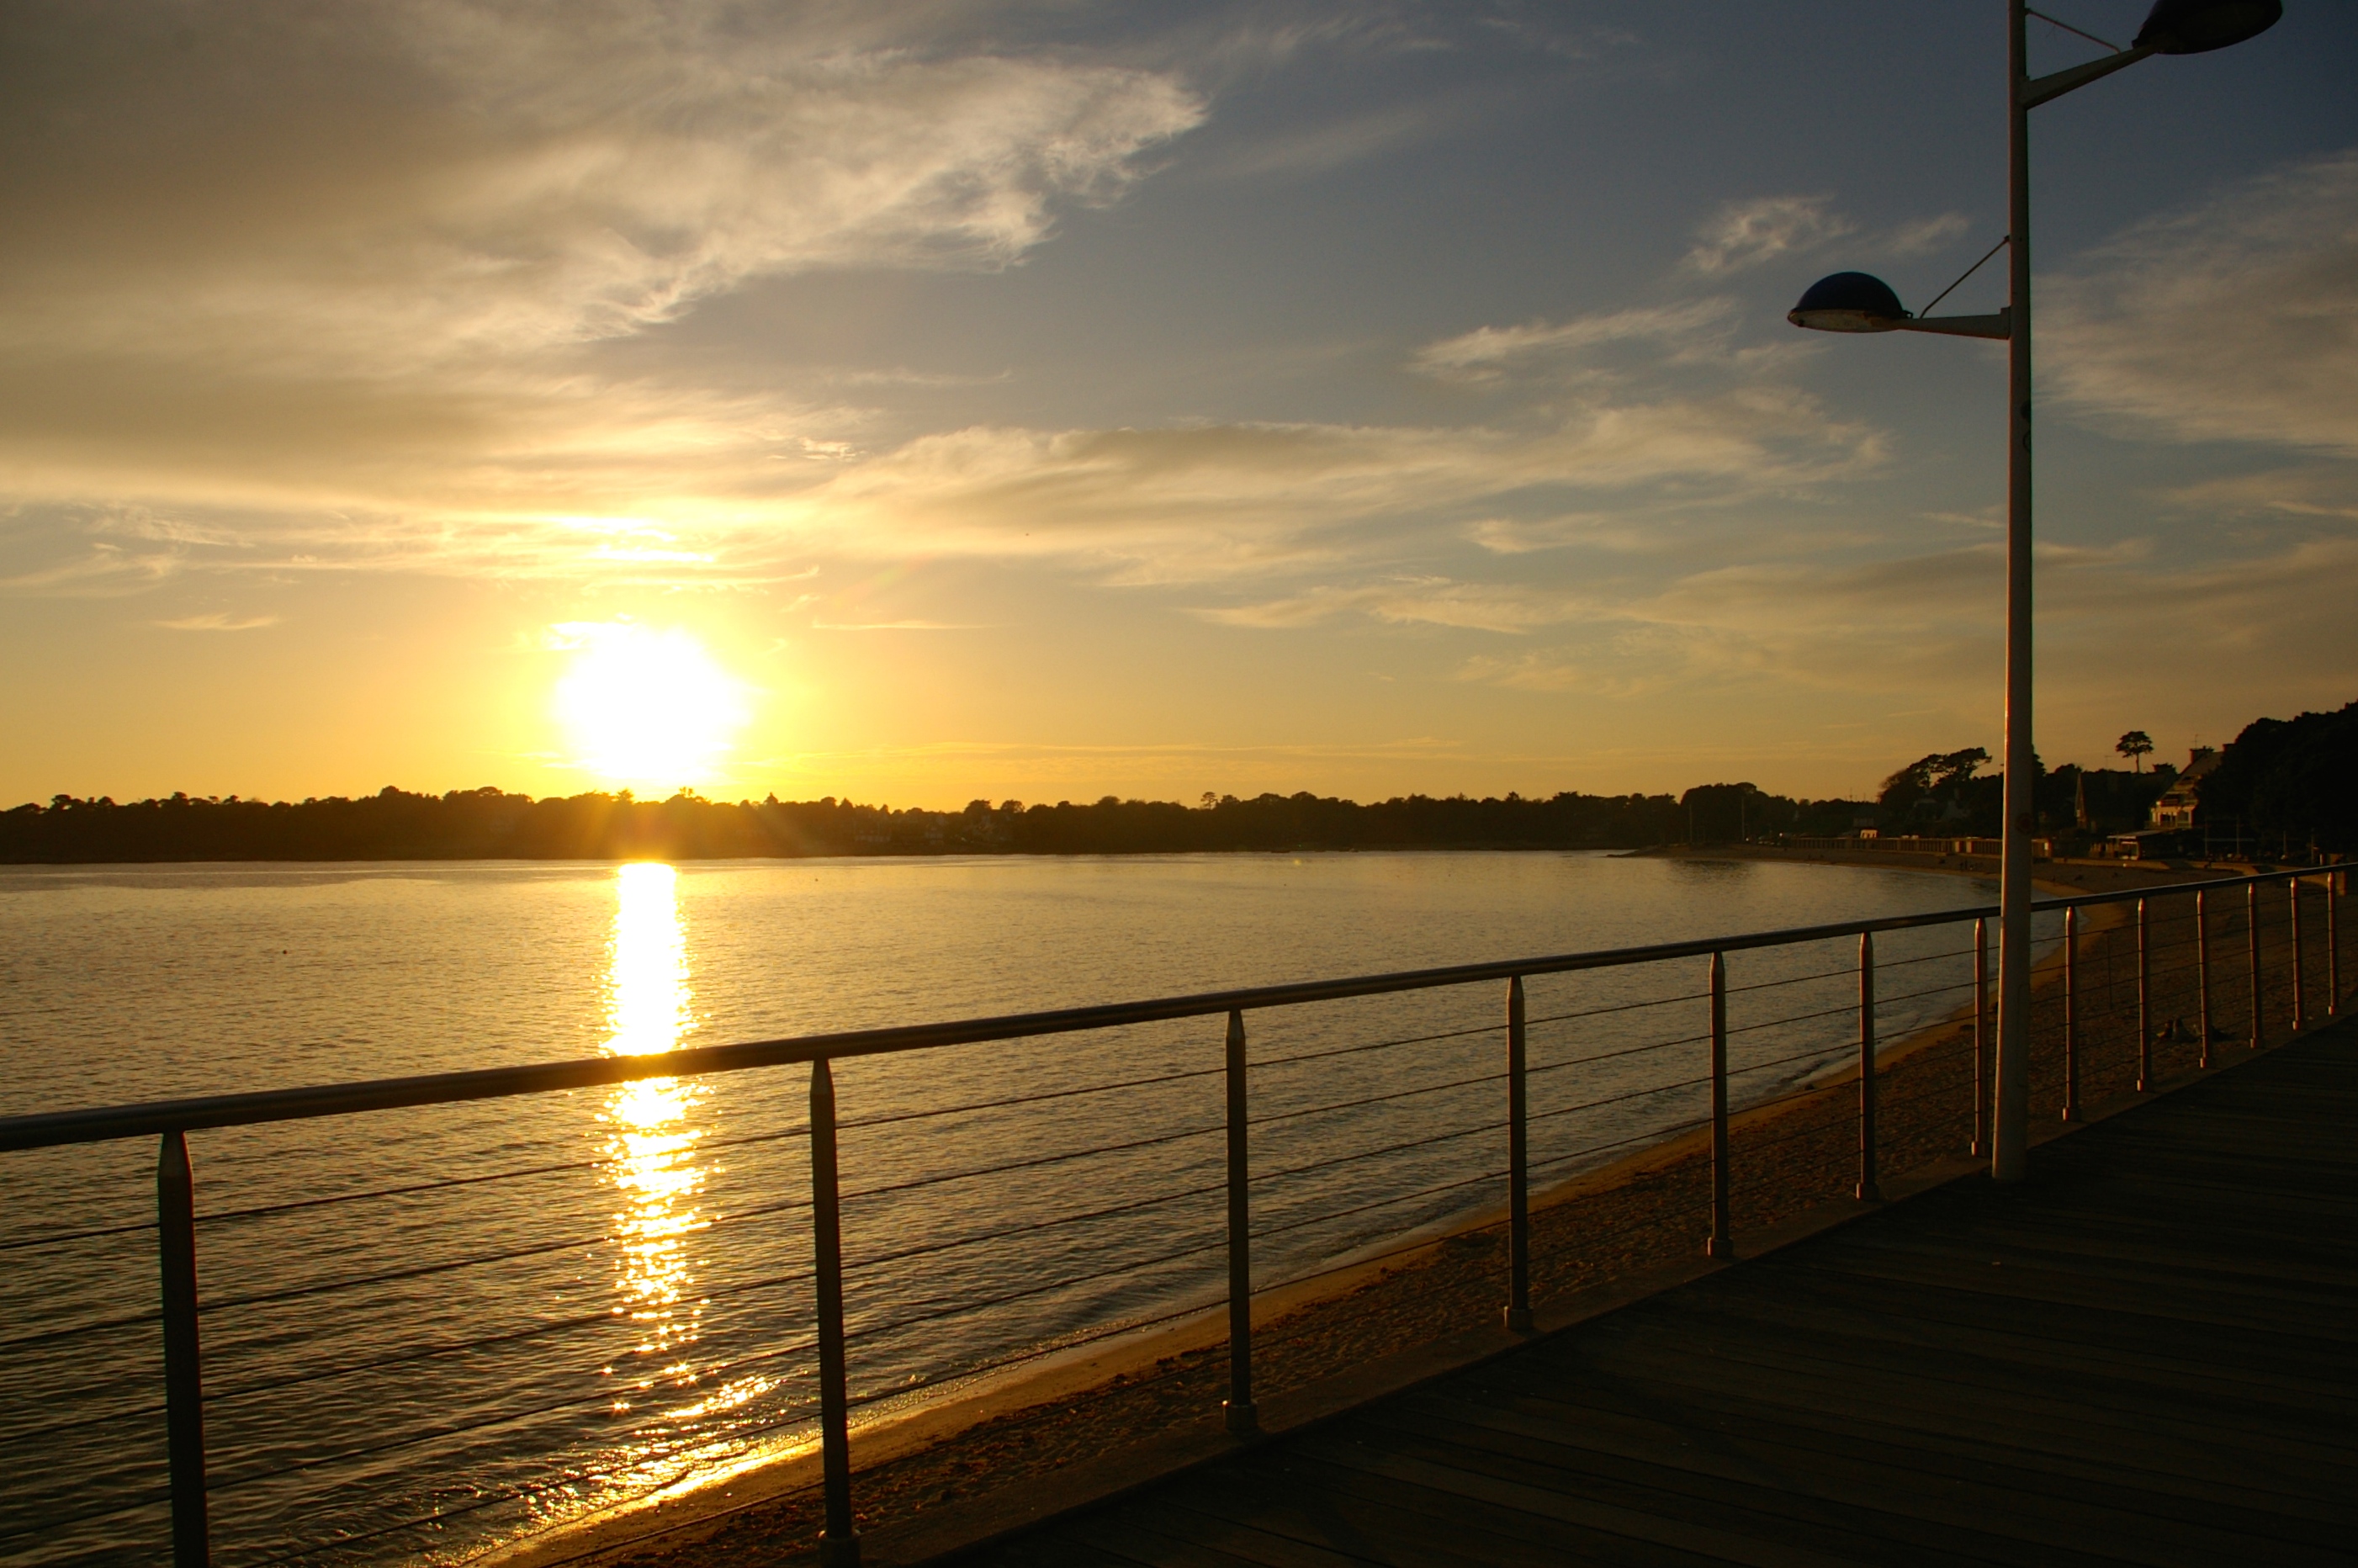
[{"left": 956, "top": 1025, "right": 2356, "bottom": 1566}]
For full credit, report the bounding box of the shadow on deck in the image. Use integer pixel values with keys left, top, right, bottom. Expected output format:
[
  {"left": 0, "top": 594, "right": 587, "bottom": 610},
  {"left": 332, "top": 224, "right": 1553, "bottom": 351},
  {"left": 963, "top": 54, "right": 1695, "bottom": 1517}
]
[{"left": 951, "top": 1024, "right": 2355, "bottom": 1567}]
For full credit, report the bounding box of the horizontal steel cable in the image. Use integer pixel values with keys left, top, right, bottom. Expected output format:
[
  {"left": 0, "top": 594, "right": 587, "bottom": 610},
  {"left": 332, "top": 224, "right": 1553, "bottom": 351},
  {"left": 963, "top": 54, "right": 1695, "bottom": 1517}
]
[
  {"left": 1255, "top": 1017, "right": 1500, "bottom": 1071},
  {"left": 201, "top": 1231, "right": 604, "bottom": 1318},
  {"left": 1527, "top": 1068, "right": 1712, "bottom": 1127},
  {"left": 1721, "top": 961, "right": 1864, "bottom": 995},
  {"left": 845, "top": 1178, "right": 1225, "bottom": 1274},
  {"left": 1871, "top": 942, "right": 1978, "bottom": 972},
  {"left": 0, "top": 1486, "right": 172, "bottom": 1547},
  {"left": 0, "top": 1298, "right": 169, "bottom": 1353},
  {"left": 1248, "top": 1067, "right": 1503, "bottom": 1129},
  {"left": 0, "top": 1215, "right": 157, "bottom": 1253},
  {"left": 1534, "top": 1029, "right": 1711, "bottom": 1072},
  {"left": 1253, "top": 1165, "right": 1511, "bottom": 1246},
  {"left": 851, "top": 1232, "right": 1227, "bottom": 1347},
  {"left": 841, "top": 1120, "right": 1223, "bottom": 1205},
  {"left": 1523, "top": 988, "right": 1709, "bottom": 1029},
  {"left": 844, "top": 1293, "right": 1218, "bottom": 1414},
  {"left": 1248, "top": 1213, "right": 1509, "bottom": 1302},
  {"left": 1526, "top": 1112, "right": 1711, "bottom": 1178},
  {"left": 839, "top": 1064, "right": 1221, "bottom": 1132},
  {"left": 1252, "top": 1115, "right": 1502, "bottom": 1188},
  {"left": 209, "top": 1333, "right": 821, "bottom": 1497},
  {"left": 1872, "top": 976, "right": 1978, "bottom": 1009},
  {"left": 1725, "top": 1001, "right": 1854, "bottom": 1038},
  {"left": 195, "top": 1122, "right": 814, "bottom": 1232},
  {"left": 1523, "top": 1032, "right": 1696, "bottom": 1078}
]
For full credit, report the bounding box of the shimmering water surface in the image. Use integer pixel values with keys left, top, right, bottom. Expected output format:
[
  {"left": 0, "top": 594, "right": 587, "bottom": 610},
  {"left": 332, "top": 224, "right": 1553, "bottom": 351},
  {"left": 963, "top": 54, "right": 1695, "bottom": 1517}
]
[{"left": 0, "top": 852, "right": 2001, "bottom": 1565}]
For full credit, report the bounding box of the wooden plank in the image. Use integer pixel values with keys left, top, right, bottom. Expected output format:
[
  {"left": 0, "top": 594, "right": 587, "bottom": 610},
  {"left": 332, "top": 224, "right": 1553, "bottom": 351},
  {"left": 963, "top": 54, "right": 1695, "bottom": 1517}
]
[
  {"left": 1157, "top": 1453, "right": 1730, "bottom": 1568},
  {"left": 1385, "top": 1381, "right": 2347, "bottom": 1565}
]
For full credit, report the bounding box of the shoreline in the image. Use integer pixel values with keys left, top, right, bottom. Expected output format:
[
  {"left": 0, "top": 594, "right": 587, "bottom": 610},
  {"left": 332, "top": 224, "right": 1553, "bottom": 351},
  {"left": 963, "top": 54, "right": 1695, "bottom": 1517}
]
[{"left": 485, "top": 848, "right": 2219, "bottom": 1568}]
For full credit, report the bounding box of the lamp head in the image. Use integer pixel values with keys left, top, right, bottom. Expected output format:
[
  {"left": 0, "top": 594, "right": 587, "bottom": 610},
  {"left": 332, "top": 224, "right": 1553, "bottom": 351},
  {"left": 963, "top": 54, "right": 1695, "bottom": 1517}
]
[
  {"left": 2133, "top": 0, "right": 2282, "bottom": 54},
  {"left": 1788, "top": 272, "right": 1907, "bottom": 333}
]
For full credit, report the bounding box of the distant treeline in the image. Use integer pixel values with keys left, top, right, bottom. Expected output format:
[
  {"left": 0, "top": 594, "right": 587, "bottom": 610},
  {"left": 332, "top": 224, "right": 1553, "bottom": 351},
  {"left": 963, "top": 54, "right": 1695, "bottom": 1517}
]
[
  {"left": 8, "top": 698, "right": 2345, "bottom": 862},
  {"left": 1, "top": 783, "right": 1871, "bottom": 864}
]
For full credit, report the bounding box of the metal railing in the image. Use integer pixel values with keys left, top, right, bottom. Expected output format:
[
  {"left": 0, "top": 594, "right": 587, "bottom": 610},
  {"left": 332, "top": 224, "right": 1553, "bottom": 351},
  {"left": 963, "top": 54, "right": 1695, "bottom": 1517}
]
[{"left": 0, "top": 862, "right": 2343, "bottom": 1567}]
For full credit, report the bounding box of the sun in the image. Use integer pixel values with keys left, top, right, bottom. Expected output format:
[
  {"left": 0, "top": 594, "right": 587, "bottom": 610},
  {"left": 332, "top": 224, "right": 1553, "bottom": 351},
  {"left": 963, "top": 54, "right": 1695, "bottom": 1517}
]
[{"left": 554, "top": 622, "right": 750, "bottom": 790}]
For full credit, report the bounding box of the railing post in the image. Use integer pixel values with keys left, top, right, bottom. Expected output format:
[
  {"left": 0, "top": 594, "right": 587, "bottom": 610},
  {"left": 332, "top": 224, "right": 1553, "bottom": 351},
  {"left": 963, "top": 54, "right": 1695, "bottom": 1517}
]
[
  {"left": 1857, "top": 934, "right": 1880, "bottom": 1202},
  {"left": 158, "top": 1131, "right": 209, "bottom": 1568},
  {"left": 1222, "top": 1009, "right": 1257, "bottom": 1437},
  {"left": 808, "top": 1058, "right": 860, "bottom": 1568},
  {"left": 2196, "top": 889, "right": 2212, "bottom": 1070},
  {"left": 2136, "top": 898, "right": 2151, "bottom": 1093},
  {"left": 1504, "top": 977, "right": 1532, "bottom": 1329},
  {"left": 2248, "top": 881, "right": 2264, "bottom": 1052},
  {"left": 1709, "top": 953, "right": 1731, "bottom": 1258},
  {"left": 2289, "top": 880, "right": 2305, "bottom": 1035},
  {"left": 2329, "top": 873, "right": 2341, "bottom": 1018},
  {"left": 1973, "top": 917, "right": 1990, "bottom": 1159},
  {"left": 2062, "top": 905, "right": 2080, "bottom": 1122}
]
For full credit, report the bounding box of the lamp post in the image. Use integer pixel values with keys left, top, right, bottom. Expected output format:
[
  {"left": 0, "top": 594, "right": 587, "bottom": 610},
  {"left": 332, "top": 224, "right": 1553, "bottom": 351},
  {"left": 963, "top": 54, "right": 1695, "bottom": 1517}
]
[{"left": 1788, "top": 0, "right": 2280, "bottom": 1183}]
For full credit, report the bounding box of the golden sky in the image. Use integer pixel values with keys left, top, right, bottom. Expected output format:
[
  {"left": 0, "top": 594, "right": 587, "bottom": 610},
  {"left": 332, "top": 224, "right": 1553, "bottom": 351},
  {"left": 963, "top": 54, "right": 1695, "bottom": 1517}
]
[{"left": 3, "top": 2, "right": 2354, "bottom": 808}]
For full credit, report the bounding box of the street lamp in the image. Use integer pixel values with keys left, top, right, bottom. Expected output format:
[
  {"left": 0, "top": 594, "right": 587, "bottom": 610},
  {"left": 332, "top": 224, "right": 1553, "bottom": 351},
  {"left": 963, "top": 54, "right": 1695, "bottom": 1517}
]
[{"left": 1789, "top": 0, "right": 2280, "bottom": 1184}]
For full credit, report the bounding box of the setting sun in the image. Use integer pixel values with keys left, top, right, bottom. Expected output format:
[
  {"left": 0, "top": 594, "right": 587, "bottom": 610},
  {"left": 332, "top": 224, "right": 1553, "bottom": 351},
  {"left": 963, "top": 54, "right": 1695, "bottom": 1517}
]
[{"left": 554, "top": 622, "right": 750, "bottom": 790}]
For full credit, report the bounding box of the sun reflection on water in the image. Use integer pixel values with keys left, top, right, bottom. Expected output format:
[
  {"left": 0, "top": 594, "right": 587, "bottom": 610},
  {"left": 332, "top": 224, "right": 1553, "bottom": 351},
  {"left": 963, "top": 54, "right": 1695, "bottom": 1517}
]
[{"left": 601, "top": 864, "right": 707, "bottom": 1384}]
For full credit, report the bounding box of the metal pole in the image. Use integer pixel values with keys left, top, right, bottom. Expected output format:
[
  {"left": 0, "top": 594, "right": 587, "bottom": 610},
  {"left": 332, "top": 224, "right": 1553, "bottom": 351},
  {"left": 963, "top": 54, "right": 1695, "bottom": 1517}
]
[
  {"left": 2136, "top": 898, "right": 2151, "bottom": 1092},
  {"left": 1505, "top": 978, "right": 1532, "bottom": 1329},
  {"left": 2062, "top": 904, "right": 2080, "bottom": 1122},
  {"left": 2248, "top": 881, "right": 2264, "bottom": 1051},
  {"left": 158, "top": 1131, "right": 209, "bottom": 1568},
  {"left": 808, "top": 1059, "right": 859, "bottom": 1567},
  {"left": 1992, "top": 0, "right": 2037, "bottom": 1183},
  {"left": 1223, "top": 1009, "right": 1257, "bottom": 1436},
  {"left": 2329, "top": 874, "right": 2341, "bottom": 1018},
  {"left": 2196, "top": 889, "right": 2212, "bottom": 1069},
  {"left": 2289, "top": 881, "right": 2305, "bottom": 1034},
  {"left": 1709, "top": 954, "right": 1731, "bottom": 1258},
  {"left": 1973, "top": 918, "right": 1990, "bottom": 1158},
  {"left": 1857, "top": 934, "right": 1881, "bottom": 1202}
]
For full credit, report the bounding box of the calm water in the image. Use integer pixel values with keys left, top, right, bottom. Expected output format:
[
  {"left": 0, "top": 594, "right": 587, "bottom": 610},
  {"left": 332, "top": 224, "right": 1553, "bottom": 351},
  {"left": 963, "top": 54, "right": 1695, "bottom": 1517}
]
[{"left": 0, "top": 852, "right": 2000, "bottom": 1565}]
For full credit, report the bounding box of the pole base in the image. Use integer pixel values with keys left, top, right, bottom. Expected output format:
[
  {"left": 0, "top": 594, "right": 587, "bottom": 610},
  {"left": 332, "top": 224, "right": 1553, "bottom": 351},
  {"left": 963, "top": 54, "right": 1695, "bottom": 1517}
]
[
  {"left": 1503, "top": 1305, "right": 1534, "bottom": 1331},
  {"left": 1223, "top": 1399, "right": 1258, "bottom": 1438},
  {"left": 819, "top": 1531, "right": 862, "bottom": 1568},
  {"left": 1706, "top": 1236, "right": 1733, "bottom": 1259},
  {"left": 1855, "top": 1184, "right": 1884, "bottom": 1204}
]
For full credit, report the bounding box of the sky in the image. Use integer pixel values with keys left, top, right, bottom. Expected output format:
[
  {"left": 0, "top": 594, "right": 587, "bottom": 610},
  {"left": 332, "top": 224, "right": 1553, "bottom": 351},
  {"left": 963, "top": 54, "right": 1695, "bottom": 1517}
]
[{"left": 3, "top": 0, "right": 2354, "bottom": 809}]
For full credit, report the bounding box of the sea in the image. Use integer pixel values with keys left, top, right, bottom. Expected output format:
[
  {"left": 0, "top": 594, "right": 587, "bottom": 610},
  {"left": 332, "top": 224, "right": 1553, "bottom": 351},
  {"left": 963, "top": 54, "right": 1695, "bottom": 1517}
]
[{"left": 0, "top": 851, "right": 2006, "bottom": 1566}]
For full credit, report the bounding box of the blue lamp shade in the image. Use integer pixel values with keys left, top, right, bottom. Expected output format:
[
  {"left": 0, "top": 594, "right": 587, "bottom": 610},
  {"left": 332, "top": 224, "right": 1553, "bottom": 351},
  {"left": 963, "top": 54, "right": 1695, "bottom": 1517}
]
[
  {"left": 1788, "top": 272, "right": 1908, "bottom": 333},
  {"left": 2134, "top": 0, "right": 2282, "bottom": 54}
]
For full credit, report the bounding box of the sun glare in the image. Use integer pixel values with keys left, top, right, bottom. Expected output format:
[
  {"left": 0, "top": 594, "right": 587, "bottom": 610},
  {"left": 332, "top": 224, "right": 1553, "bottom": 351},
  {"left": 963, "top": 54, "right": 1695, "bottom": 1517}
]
[{"left": 554, "top": 622, "right": 749, "bottom": 790}]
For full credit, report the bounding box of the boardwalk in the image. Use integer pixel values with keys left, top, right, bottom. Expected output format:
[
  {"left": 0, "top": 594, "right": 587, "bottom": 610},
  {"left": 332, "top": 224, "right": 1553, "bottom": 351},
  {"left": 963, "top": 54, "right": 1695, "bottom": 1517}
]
[{"left": 957, "top": 1025, "right": 2355, "bottom": 1566}]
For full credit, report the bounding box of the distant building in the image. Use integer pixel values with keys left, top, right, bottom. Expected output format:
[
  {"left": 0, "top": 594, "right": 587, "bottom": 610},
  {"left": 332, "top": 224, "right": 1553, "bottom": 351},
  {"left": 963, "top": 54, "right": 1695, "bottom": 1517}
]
[{"left": 2150, "top": 747, "right": 2221, "bottom": 830}]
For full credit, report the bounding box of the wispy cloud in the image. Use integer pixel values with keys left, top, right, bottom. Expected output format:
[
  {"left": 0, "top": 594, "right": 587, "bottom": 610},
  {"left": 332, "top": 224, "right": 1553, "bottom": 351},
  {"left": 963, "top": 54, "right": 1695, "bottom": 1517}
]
[
  {"left": 1412, "top": 299, "right": 1739, "bottom": 384},
  {"left": 1682, "top": 195, "right": 1855, "bottom": 276},
  {"left": 156, "top": 612, "right": 278, "bottom": 632},
  {"left": 2044, "top": 150, "right": 2358, "bottom": 456}
]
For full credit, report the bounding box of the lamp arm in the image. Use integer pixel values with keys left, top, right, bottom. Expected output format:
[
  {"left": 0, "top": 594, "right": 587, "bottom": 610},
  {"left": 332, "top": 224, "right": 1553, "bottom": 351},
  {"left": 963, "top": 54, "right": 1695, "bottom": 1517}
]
[
  {"left": 2021, "top": 42, "right": 2154, "bottom": 109},
  {"left": 1894, "top": 310, "right": 2011, "bottom": 342}
]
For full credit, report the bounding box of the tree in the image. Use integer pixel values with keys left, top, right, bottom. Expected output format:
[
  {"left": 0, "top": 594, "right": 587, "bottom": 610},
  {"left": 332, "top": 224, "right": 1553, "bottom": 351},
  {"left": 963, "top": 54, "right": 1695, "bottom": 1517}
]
[{"left": 2117, "top": 730, "right": 2154, "bottom": 773}]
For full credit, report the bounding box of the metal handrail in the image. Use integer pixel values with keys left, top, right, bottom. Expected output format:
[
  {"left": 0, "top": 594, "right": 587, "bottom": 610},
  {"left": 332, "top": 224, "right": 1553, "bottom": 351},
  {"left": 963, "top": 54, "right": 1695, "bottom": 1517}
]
[
  {"left": 3, "top": 858, "right": 2339, "bottom": 1568},
  {"left": 0, "top": 863, "right": 2331, "bottom": 1154}
]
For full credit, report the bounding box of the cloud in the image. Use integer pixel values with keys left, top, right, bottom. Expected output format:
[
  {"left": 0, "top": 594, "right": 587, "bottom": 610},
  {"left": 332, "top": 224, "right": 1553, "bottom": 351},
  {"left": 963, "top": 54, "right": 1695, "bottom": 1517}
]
[
  {"left": 0, "top": 3, "right": 1204, "bottom": 373},
  {"left": 1195, "top": 578, "right": 1589, "bottom": 633},
  {"left": 1682, "top": 195, "right": 1855, "bottom": 276},
  {"left": 1884, "top": 212, "right": 1973, "bottom": 258},
  {"left": 2043, "top": 150, "right": 2358, "bottom": 455},
  {"left": 1412, "top": 299, "right": 1740, "bottom": 384},
  {"left": 156, "top": 612, "right": 279, "bottom": 632},
  {"left": 792, "top": 389, "right": 1883, "bottom": 579}
]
